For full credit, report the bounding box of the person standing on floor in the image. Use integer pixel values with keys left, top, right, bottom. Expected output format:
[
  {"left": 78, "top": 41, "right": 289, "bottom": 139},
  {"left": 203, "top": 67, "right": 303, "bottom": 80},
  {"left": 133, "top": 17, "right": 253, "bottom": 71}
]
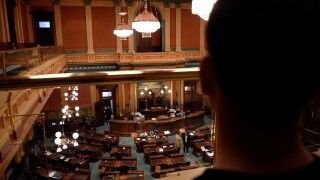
[
  {"left": 182, "top": 132, "right": 191, "bottom": 155},
  {"left": 175, "top": 131, "right": 184, "bottom": 153},
  {"left": 104, "top": 106, "right": 112, "bottom": 124}
]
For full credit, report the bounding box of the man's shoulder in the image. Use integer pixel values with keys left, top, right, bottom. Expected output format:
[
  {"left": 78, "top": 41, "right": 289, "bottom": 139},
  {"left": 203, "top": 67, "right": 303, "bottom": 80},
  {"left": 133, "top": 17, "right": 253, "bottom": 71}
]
[{"left": 194, "top": 156, "right": 320, "bottom": 179}]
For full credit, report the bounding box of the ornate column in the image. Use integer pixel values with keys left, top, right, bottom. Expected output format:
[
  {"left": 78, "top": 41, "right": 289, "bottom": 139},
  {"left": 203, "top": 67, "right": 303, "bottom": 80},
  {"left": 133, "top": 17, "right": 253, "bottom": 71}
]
[
  {"left": 26, "top": 4, "right": 34, "bottom": 43},
  {"left": 127, "top": 6, "right": 135, "bottom": 53},
  {"left": 115, "top": 6, "right": 123, "bottom": 53},
  {"left": 199, "top": 19, "right": 206, "bottom": 52},
  {"left": 0, "top": 0, "right": 8, "bottom": 42},
  {"left": 2, "top": 0, "right": 10, "bottom": 42},
  {"left": 164, "top": 6, "right": 171, "bottom": 52},
  {"left": 85, "top": 5, "right": 94, "bottom": 54},
  {"left": 54, "top": 4, "right": 63, "bottom": 46},
  {"left": 14, "top": 0, "right": 24, "bottom": 43},
  {"left": 175, "top": 7, "right": 181, "bottom": 51}
]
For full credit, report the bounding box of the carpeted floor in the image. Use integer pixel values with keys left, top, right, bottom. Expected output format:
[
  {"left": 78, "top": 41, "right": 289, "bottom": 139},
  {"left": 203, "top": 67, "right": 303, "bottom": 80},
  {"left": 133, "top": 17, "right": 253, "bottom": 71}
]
[{"left": 17, "top": 115, "right": 213, "bottom": 180}]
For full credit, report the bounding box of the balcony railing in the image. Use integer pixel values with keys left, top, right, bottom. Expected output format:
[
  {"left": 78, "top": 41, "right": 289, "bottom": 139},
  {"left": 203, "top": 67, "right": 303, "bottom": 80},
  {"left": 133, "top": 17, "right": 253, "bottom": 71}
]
[{"left": 0, "top": 46, "right": 63, "bottom": 77}]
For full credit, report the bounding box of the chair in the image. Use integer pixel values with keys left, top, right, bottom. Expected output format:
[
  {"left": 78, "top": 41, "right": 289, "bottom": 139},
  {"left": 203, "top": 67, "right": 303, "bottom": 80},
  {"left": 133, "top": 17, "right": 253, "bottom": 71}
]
[
  {"left": 120, "top": 165, "right": 130, "bottom": 174},
  {"left": 195, "top": 161, "right": 201, "bottom": 168},
  {"left": 114, "top": 152, "right": 122, "bottom": 160}
]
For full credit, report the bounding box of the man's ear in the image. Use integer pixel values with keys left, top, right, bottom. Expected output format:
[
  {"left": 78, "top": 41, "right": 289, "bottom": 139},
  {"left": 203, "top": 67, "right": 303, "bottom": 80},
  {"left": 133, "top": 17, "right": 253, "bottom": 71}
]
[{"left": 200, "top": 56, "right": 215, "bottom": 96}]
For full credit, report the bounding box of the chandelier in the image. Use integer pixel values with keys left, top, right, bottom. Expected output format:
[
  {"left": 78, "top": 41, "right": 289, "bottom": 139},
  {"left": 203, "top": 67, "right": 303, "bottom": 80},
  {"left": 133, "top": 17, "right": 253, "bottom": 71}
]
[
  {"left": 62, "top": 85, "right": 80, "bottom": 118},
  {"left": 192, "top": 0, "right": 217, "bottom": 21},
  {"left": 114, "top": 0, "right": 133, "bottom": 40},
  {"left": 160, "top": 85, "right": 171, "bottom": 95},
  {"left": 54, "top": 130, "right": 80, "bottom": 152},
  {"left": 62, "top": 105, "right": 80, "bottom": 118},
  {"left": 64, "top": 86, "right": 79, "bottom": 101},
  {"left": 132, "top": 0, "right": 160, "bottom": 38}
]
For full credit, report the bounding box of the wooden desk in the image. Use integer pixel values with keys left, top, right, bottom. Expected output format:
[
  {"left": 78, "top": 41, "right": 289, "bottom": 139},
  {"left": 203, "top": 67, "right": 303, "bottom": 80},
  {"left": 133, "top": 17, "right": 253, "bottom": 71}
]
[
  {"left": 40, "top": 170, "right": 66, "bottom": 180},
  {"left": 110, "top": 146, "right": 131, "bottom": 157},
  {"left": 63, "top": 172, "right": 89, "bottom": 180},
  {"left": 170, "top": 153, "right": 190, "bottom": 166},
  {"left": 203, "top": 150, "right": 214, "bottom": 165},
  {"left": 192, "top": 140, "right": 214, "bottom": 157},
  {"left": 109, "top": 111, "right": 205, "bottom": 136}
]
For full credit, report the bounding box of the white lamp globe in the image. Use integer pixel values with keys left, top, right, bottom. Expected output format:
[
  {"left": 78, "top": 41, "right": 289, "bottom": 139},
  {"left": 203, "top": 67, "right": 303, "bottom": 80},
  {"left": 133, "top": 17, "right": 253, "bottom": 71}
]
[
  {"left": 74, "top": 141, "right": 79, "bottom": 147},
  {"left": 54, "top": 138, "right": 62, "bottom": 145},
  {"left": 55, "top": 131, "right": 62, "bottom": 138},
  {"left": 75, "top": 106, "right": 80, "bottom": 111},
  {"left": 72, "top": 132, "right": 79, "bottom": 139},
  {"left": 62, "top": 108, "right": 67, "bottom": 113},
  {"left": 57, "top": 147, "right": 62, "bottom": 152},
  {"left": 62, "top": 144, "right": 68, "bottom": 149}
]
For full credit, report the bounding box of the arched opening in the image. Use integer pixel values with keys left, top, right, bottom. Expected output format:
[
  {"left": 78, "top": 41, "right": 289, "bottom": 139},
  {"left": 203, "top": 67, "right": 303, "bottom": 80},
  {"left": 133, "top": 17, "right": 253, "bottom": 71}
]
[{"left": 134, "top": 2, "right": 162, "bottom": 52}]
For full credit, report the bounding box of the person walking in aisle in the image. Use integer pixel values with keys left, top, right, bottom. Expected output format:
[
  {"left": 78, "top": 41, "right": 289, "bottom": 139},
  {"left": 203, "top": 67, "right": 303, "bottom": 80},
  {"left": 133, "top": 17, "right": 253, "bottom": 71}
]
[{"left": 175, "top": 131, "right": 184, "bottom": 153}]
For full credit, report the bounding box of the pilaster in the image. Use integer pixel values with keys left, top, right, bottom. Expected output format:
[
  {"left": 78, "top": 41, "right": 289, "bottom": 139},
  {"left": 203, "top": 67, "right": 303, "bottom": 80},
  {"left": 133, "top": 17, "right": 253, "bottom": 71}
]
[
  {"left": 127, "top": 6, "right": 135, "bottom": 53},
  {"left": 164, "top": 7, "right": 171, "bottom": 52},
  {"left": 85, "top": 5, "right": 94, "bottom": 54},
  {"left": 115, "top": 6, "right": 123, "bottom": 53},
  {"left": 175, "top": 8, "right": 181, "bottom": 52},
  {"left": 54, "top": 5, "right": 63, "bottom": 46},
  {"left": 90, "top": 85, "right": 96, "bottom": 116},
  {"left": 199, "top": 18, "right": 206, "bottom": 52},
  {"left": 26, "top": 5, "right": 34, "bottom": 42}
]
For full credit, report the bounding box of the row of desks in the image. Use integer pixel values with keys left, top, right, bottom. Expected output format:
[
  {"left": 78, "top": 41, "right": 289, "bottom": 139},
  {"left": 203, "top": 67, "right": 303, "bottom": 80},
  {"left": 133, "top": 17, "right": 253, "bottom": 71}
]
[
  {"left": 30, "top": 167, "right": 90, "bottom": 180},
  {"left": 99, "top": 156, "right": 137, "bottom": 170}
]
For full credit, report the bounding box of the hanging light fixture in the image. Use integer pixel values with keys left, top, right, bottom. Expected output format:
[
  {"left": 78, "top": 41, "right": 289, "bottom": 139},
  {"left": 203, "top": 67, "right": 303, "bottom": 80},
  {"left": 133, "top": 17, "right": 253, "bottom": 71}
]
[
  {"left": 114, "top": 0, "right": 133, "bottom": 40},
  {"left": 54, "top": 130, "right": 80, "bottom": 152},
  {"left": 132, "top": 0, "right": 160, "bottom": 38},
  {"left": 192, "top": 0, "right": 217, "bottom": 21}
]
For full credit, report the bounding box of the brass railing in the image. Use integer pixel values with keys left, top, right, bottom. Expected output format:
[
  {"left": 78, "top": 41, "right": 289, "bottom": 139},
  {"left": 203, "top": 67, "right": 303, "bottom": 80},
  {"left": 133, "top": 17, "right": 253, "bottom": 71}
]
[{"left": 0, "top": 68, "right": 199, "bottom": 90}]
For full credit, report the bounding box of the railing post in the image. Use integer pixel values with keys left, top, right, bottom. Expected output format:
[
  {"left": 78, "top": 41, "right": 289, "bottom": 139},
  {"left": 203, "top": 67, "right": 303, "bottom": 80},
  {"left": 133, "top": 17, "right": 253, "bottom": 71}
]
[
  {"left": 38, "top": 47, "right": 42, "bottom": 65},
  {"left": 25, "top": 49, "right": 29, "bottom": 71},
  {"left": 2, "top": 52, "right": 6, "bottom": 78}
]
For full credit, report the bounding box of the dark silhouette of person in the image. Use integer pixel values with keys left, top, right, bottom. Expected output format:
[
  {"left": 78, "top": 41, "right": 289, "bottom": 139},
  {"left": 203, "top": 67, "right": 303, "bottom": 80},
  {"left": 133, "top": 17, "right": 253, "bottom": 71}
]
[
  {"left": 81, "top": 114, "right": 86, "bottom": 130},
  {"left": 104, "top": 106, "right": 112, "bottom": 124},
  {"left": 182, "top": 132, "right": 191, "bottom": 155},
  {"left": 195, "top": 0, "right": 320, "bottom": 179}
]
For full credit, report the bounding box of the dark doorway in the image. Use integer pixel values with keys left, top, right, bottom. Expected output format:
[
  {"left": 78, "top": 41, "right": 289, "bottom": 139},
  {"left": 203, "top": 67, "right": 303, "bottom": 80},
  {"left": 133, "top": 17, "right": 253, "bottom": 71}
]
[
  {"left": 30, "top": 9, "right": 54, "bottom": 46},
  {"left": 184, "top": 80, "right": 203, "bottom": 112},
  {"left": 96, "top": 85, "right": 116, "bottom": 123},
  {"left": 136, "top": 2, "right": 162, "bottom": 52}
]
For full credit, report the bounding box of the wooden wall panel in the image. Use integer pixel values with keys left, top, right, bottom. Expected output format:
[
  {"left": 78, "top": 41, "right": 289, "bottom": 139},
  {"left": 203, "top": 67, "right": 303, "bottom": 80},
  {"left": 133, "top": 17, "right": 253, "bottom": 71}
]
[
  {"left": 181, "top": 9, "right": 200, "bottom": 49},
  {"left": 30, "top": 5, "right": 53, "bottom": 12},
  {"left": 42, "top": 88, "right": 62, "bottom": 111},
  {"left": 61, "top": 6, "right": 87, "bottom": 50},
  {"left": 76, "top": 85, "right": 92, "bottom": 108},
  {"left": 92, "top": 7, "right": 116, "bottom": 50}
]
